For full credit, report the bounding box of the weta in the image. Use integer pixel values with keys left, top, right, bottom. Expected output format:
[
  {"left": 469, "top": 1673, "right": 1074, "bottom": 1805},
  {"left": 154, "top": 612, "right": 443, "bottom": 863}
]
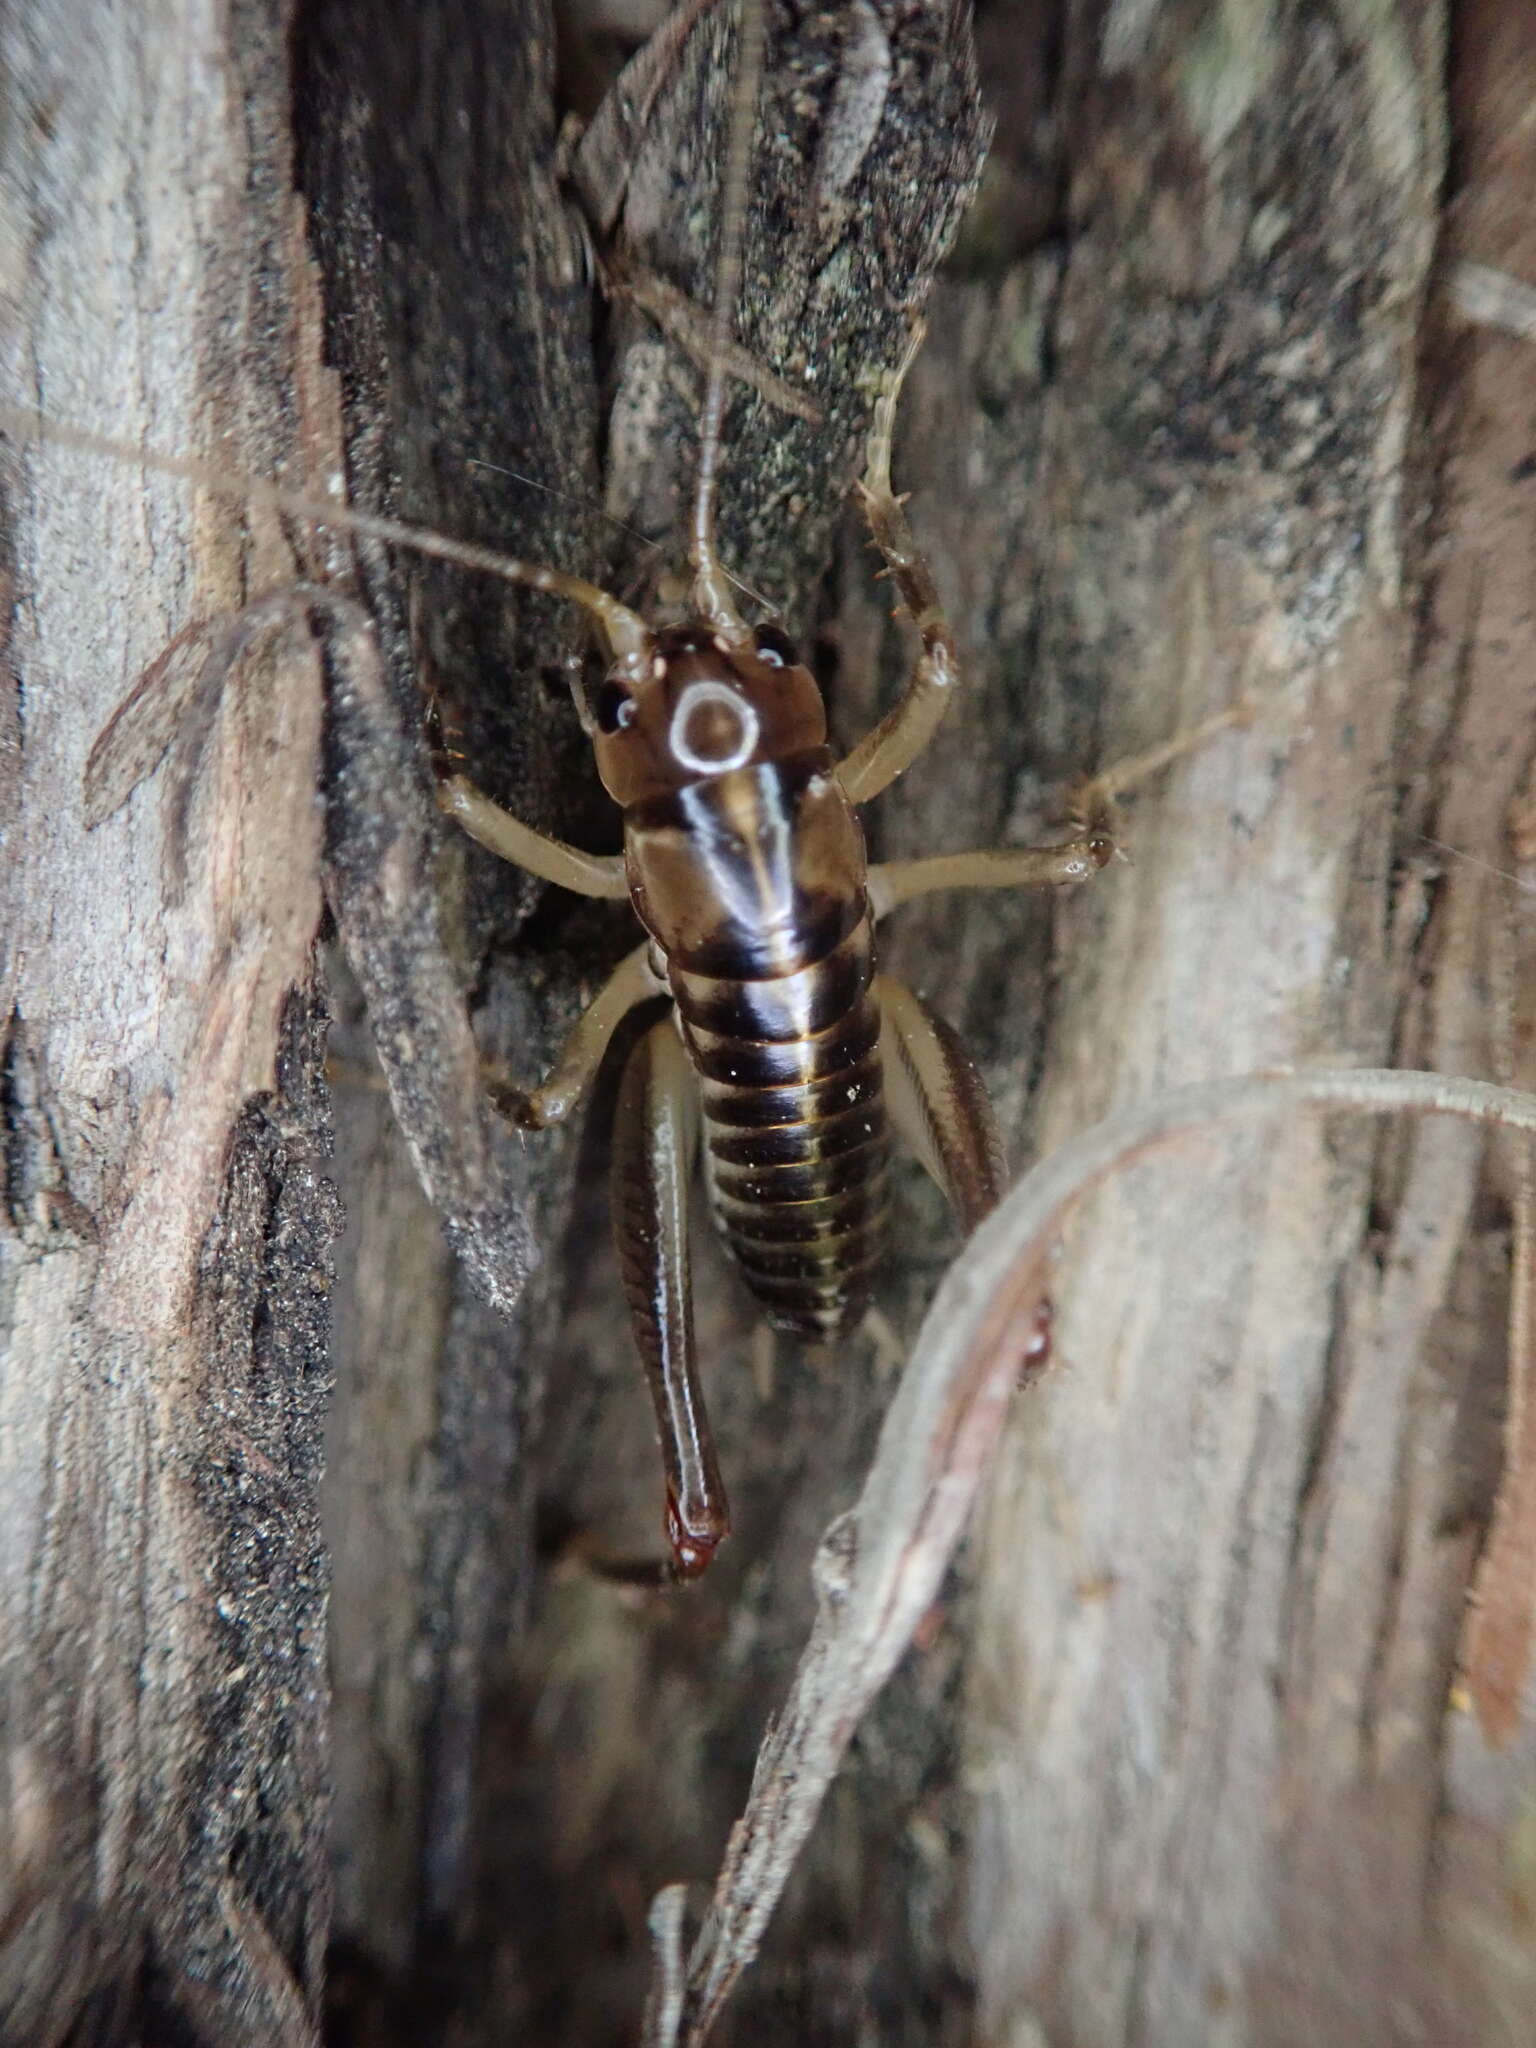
[
  {"left": 430, "top": 0, "right": 1115, "bottom": 1577},
  {"left": 437, "top": 345, "right": 1113, "bottom": 1576},
  {"left": 16, "top": 0, "right": 1125, "bottom": 1586}
]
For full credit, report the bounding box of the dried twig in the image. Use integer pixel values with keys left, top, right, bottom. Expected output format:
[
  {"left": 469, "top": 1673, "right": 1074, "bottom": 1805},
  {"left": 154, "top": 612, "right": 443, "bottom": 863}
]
[
  {"left": 641, "top": 1886, "right": 690, "bottom": 2048},
  {"left": 655, "top": 1068, "right": 1536, "bottom": 2045}
]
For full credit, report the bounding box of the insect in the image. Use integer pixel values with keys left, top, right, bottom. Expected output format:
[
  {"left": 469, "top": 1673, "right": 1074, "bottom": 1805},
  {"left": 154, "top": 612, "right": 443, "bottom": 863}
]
[
  {"left": 17, "top": 0, "right": 1115, "bottom": 1586},
  {"left": 427, "top": 0, "right": 1117, "bottom": 1579}
]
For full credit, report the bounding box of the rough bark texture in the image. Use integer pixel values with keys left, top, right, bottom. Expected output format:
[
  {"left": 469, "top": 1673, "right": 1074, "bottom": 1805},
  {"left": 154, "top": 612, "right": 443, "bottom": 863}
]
[
  {"left": 960, "top": 7, "right": 1536, "bottom": 2046},
  {"left": 1, "top": 4, "right": 339, "bottom": 2040},
  {"left": 5, "top": 0, "right": 1536, "bottom": 2045}
]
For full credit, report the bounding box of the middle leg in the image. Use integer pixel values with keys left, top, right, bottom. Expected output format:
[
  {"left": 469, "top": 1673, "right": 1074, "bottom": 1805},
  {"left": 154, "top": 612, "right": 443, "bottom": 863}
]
[
  {"left": 437, "top": 773, "right": 630, "bottom": 899},
  {"left": 866, "top": 699, "right": 1256, "bottom": 920},
  {"left": 482, "top": 940, "right": 663, "bottom": 1130},
  {"left": 868, "top": 840, "right": 1113, "bottom": 921}
]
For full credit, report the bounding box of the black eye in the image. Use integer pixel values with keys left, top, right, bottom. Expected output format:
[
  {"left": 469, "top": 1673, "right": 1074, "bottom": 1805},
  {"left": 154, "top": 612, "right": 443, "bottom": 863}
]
[
  {"left": 754, "top": 623, "right": 799, "bottom": 670},
  {"left": 595, "top": 679, "right": 636, "bottom": 734}
]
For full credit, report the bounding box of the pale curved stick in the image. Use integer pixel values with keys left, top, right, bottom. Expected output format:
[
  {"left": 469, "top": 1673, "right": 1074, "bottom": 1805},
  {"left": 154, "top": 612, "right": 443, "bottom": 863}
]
[{"left": 662, "top": 1067, "right": 1536, "bottom": 2045}]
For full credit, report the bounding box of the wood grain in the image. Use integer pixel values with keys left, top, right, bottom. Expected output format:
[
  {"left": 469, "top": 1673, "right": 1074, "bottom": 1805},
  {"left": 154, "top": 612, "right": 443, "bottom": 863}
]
[{"left": 2, "top": 1, "right": 335, "bottom": 2038}]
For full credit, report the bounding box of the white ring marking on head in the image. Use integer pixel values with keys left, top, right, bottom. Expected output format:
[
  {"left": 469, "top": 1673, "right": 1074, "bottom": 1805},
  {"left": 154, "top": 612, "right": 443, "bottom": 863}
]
[{"left": 669, "top": 680, "right": 760, "bottom": 775}]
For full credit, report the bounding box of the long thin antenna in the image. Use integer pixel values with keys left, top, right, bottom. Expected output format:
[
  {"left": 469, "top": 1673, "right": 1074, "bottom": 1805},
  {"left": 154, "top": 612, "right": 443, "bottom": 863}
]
[
  {"left": 466, "top": 456, "right": 663, "bottom": 551},
  {"left": 1, "top": 405, "right": 653, "bottom": 669},
  {"left": 688, "top": 0, "right": 766, "bottom": 640}
]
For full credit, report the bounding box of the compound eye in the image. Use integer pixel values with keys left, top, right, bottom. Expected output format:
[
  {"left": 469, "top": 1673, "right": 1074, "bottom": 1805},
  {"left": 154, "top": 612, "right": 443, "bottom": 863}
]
[
  {"left": 594, "top": 678, "right": 637, "bottom": 734},
  {"left": 754, "top": 622, "right": 800, "bottom": 670}
]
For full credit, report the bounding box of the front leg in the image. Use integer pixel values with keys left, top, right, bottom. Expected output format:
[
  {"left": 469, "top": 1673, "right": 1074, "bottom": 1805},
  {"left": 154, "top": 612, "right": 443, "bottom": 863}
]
[
  {"left": 611, "top": 1019, "right": 728, "bottom": 1580},
  {"left": 836, "top": 325, "right": 962, "bottom": 806}
]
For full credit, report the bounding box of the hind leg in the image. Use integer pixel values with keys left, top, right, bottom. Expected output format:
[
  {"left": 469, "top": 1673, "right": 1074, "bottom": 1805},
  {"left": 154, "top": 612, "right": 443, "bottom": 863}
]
[
  {"left": 611, "top": 1019, "right": 729, "bottom": 1580},
  {"left": 877, "top": 974, "right": 1004, "bottom": 1232}
]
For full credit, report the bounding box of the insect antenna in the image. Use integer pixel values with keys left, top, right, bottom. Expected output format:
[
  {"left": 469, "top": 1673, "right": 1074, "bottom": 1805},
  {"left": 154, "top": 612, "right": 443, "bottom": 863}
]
[
  {"left": 687, "top": 0, "right": 767, "bottom": 642},
  {"left": 465, "top": 455, "right": 662, "bottom": 554},
  {"left": 0, "top": 406, "right": 653, "bottom": 673}
]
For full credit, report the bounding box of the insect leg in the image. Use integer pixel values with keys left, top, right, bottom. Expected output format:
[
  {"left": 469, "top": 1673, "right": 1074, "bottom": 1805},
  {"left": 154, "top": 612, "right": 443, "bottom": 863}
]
[
  {"left": 611, "top": 1019, "right": 729, "bottom": 1579},
  {"left": 877, "top": 974, "right": 1003, "bottom": 1231},
  {"left": 868, "top": 839, "right": 1114, "bottom": 920},
  {"left": 483, "top": 941, "right": 663, "bottom": 1130},
  {"left": 1066, "top": 696, "right": 1256, "bottom": 827},
  {"left": 437, "top": 774, "right": 630, "bottom": 898},
  {"left": 836, "top": 326, "right": 960, "bottom": 805},
  {"left": 866, "top": 704, "right": 1256, "bottom": 915}
]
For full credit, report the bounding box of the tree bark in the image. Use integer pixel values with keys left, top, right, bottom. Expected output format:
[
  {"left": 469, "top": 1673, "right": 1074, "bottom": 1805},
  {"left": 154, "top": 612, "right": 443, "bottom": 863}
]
[
  {"left": 2, "top": 4, "right": 337, "bottom": 2040},
  {"left": 958, "top": 5, "right": 1536, "bottom": 2045},
  {"left": 5, "top": 0, "right": 1534, "bottom": 2045}
]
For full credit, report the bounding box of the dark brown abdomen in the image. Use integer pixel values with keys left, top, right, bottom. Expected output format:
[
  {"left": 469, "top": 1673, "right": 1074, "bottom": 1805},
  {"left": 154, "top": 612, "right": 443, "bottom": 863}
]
[{"left": 625, "top": 752, "right": 889, "bottom": 1339}]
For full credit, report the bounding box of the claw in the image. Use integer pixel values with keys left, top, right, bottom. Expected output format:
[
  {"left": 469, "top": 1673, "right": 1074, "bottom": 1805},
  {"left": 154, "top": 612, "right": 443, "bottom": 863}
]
[
  {"left": 484, "top": 1077, "right": 544, "bottom": 1131},
  {"left": 666, "top": 1489, "right": 728, "bottom": 1582}
]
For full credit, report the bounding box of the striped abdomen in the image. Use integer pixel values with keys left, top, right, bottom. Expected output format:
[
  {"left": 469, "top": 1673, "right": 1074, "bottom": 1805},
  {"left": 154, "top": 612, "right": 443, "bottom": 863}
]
[{"left": 624, "top": 750, "right": 888, "bottom": 1339}]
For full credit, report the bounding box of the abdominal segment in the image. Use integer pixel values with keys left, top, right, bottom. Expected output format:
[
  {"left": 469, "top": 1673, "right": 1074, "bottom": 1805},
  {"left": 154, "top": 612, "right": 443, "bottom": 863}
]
[
  {"left": 694, "top": 978, "right": 889, "bottom": 1340},
  {"left": 626, "top": 754, "right": 889, "bottom": 1339}
]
